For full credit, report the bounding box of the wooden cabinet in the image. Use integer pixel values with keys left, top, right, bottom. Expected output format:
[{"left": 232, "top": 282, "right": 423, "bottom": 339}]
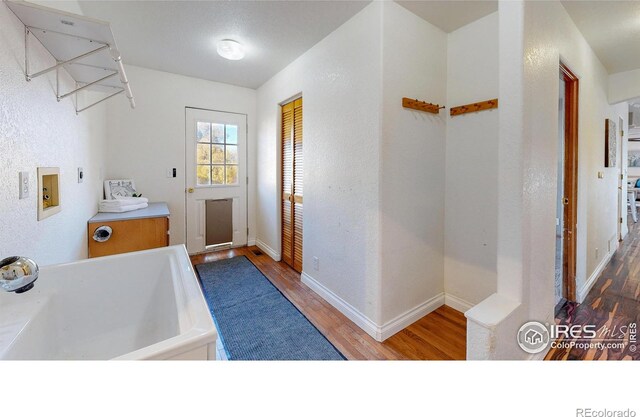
[{"left": 88, "top": 202, "right": 170, "bottom": 258}]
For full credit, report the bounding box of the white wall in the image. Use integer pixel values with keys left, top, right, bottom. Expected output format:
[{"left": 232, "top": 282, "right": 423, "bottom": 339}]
[
  {"left": 105, "top": 65, "right": 257, "bottom": 246},
  {"left": 521, "top": 0, "right": 627, "bottom": 322},
  {"left": 609, "top": 68, "right": 640, "bottom": 105},
  {"left": 256, "top": 3, "right": 383, "bottom": 328},
  {"left": 379, "top": 2, "right": 447, "bottom": 326},
  {"left": 0, "top": 1, "right": 107, "bottom": 266},
  {"left": 467, "top": 0, "right": 629, "bottom": 359},
  {"left": 444, "top": 12, "right": 499, "bottom": 309}
]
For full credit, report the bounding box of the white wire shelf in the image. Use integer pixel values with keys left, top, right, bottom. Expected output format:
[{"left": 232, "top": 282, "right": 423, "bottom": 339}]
[{"left": 5, "top": 0, "right": 135, "bottom": 114}]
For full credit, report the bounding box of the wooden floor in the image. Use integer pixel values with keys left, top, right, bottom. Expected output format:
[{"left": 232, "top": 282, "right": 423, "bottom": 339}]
[
  {"left": 546, "top": 215, "right": 640, "bottom": 360},
  {"left": 190, "top": 247, "right": 466, "bottom": 360}
]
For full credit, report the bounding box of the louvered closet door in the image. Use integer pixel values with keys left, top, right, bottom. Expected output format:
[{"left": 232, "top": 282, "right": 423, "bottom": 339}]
[{"left": 281, "top": 97, "right": 303, "bottom": 272}]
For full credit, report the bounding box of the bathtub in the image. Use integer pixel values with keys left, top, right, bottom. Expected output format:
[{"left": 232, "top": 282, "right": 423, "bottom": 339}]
[{"left": 0, "top": 245, "right": 217, "bottom": 360}]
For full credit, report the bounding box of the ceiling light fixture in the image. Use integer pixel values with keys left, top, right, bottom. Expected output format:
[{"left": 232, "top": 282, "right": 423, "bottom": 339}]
[{"left": 217, "top": 39, "right": 245, "bottom": 60}]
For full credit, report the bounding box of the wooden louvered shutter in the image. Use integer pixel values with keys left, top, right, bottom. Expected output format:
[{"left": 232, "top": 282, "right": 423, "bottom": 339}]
[
  {"left": 292, "top": 99, "right": 303, "bottom": 272},
  {"left": 281, "top": 97, "right": 303, "bottom": 272}
]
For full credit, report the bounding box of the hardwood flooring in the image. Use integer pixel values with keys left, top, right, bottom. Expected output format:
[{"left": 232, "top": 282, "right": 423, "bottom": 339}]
[
  {"left": 546, "top": 215, "right": 640, "bottom": 360},
  {"left": 190, "top": 246, "right": 466, "bottom": 360}
]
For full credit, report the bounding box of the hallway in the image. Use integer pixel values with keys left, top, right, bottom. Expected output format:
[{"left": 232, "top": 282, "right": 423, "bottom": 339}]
[
  {"left": 191, "top": 247, "right": 466, "bottom": 360},
  {"left": 546, "top": 216, "right": 640, "bottom": 360}
]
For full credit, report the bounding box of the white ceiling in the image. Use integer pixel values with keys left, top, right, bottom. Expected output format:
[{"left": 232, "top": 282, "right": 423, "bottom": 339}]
[
  {"left": 77, "top": 0, "right": 370, "bottom": 89},
  {"left": 395, "top": 0, "right": 497, "bottom": 33},
  {"left": 561, "top": 1, "right": 640, "bottom": 75}
]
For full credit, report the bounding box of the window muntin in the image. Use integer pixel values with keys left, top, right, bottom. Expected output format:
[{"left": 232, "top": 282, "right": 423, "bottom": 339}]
[{"left": 196, "top": 121, "right": 239, "bottom": 186}]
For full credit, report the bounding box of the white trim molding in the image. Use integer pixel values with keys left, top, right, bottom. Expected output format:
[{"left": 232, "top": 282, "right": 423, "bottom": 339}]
[
  {"left": 379, "top": 293, "right": 445, "bottom": 341},
  {"left": 578, "top": 249, "right": 614, "bottom": 303},
  {"left": 247, "top": 238, "right": 256, "bottom": 246},
  {"left": 302, "top": 270, "right": 447, "bottom": 342},
  {"left": 256, "top": 238, "right": 280, "bottom": 262},
  {"left": 301, "top": 271, "right": 380, "bottom": 340},
  {"left": 444, "top": 293, "right": 475, "bottom": 313}
]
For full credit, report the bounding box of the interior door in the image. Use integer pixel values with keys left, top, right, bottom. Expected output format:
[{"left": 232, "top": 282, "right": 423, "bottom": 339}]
[
  {"left": 281, "top": 98, "right": 303, "bottom": 272},
  {"left": 186, "top": 108, "right": 247, "bottom": 254},
  {"left": 560, "top": 63, "right": 578, "bottom": 302}
]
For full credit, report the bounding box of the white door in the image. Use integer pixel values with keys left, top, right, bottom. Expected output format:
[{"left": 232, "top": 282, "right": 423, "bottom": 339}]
[{"left": 186, "top": 108, "right": 247, "bottom": 254}]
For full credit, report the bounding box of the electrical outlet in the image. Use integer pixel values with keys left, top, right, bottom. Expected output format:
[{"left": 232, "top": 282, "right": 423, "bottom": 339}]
[
  {"left": 313, "top": 256, "right": 319, "bottom": 271},
  {"left": 77, "top": 167, "right": 84, "bottom": 183},
  {"left": 19, "top": 171, "right": 29, "bottom": 199}
]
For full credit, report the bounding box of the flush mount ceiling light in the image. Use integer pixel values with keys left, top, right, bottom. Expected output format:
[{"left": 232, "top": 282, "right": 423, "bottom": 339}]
[{"left": 217, "top": 39, "right": 245, "bottom": 60}]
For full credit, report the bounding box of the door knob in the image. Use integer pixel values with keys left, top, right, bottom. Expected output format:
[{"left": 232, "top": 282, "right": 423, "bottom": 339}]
[{"left": 187, "top": 188, "right": 194, "bottom": 193}]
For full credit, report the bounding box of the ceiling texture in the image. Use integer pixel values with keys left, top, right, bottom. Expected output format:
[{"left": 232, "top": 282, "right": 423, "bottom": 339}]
[
  {"left": 77, "top": 1, "right": 640, "bottom": 89},
  {"left": 78, "top": 0, "right": 370, "bottom": 89},
  {"left": 395, "top": 0, "right": 497, "bottom": 33},
  {"left": 561, "top": 1, "right": 640, "bottom": 75}
]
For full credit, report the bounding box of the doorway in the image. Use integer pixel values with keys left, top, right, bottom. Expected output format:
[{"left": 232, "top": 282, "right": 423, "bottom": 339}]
[
  {"left": 185, "top": 108, "right": 247, "bottom": 254},
  {"left": 617, "top": 115, "right": 626, "bottom": 241},
  {"left": 555, "top": 63, "right": 579, "bottom": 306},
  {"left": 281, "top": 97, "right": 303, "bottom": 272}
]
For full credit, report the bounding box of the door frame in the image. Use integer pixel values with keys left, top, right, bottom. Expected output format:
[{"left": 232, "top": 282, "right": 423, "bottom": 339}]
[
  {"left": 560, "top": 63, "right": 578, "bottom": 302},
  {"left": 184, "top": 106, "right": 249, "bottom": 253},
  {"left": 618, "top": 115, "right": 626, "bottom": 241},
  {"left": 276, "top": 93, "right": 302, "bottom": 262}
]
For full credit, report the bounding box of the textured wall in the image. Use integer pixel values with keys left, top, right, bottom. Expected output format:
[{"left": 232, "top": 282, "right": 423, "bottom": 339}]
[
  {"left": 379, "top": 1, "right": 447, "bottom": 324},
  {"left": 0, "top": 2, "right": 107, "bottom": 266},
  {"left": 444, "top": 12, "right": 499, "bottom": 308},
  {"left": 256, "top": 3, "right": 383, "bottom": 324},
  {"left": 521, "top": 0, "right": 626, "bottom": 321},
  {"left": 104, "top": 65, "right": 257, "bottom": 246},
  {"left": 468, "top": 0, "right": 629, "bottom": 359}
]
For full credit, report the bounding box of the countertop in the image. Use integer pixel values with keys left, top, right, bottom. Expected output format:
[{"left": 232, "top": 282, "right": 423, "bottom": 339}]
[{"left": 88, "top": 202, "right": 170, "bottom": 224}]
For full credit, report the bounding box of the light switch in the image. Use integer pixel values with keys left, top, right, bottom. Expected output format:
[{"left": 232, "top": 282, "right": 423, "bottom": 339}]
[
  {"left": 77, "top": 167, "right": 84, "bottom": 183},
  {"left": 19, "top": 171, "right": 29, "bottom": 199}
]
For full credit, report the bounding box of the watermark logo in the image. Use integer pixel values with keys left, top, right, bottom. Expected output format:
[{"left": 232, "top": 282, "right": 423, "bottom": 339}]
[
  {"left": 517, "top": 321, "right": 550, "bottom": 354},
  {"left": 517, "top": 320, "right": 638, "bottom": 354}
]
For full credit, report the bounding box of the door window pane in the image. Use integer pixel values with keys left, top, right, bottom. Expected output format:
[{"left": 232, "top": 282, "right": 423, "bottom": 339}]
[
  {"left": 226, "top": 165, "right": 238, "bottom": 185},
  {"left": 225, "top": 145, "right": 238, "bottom": 164},
  {"left": 212, "top": 165, "right": 225, "bottom": 185},
  {"left": 196, "top": 120, "right": 240, "bottom": 187},
  {"left": 211, "top": 145, "right": 225, "bottom": 164},
  {"left": 197, "top": 122, "right": 210, "bottom": 143},
  {"left": 212, "top": 124, "right": 225, "bottom": 143},
  {"left": 197, "top": 144, "right": 211, "bottom": 164},
  {"left": 197, "top": 165, "right": 211, "bottom": 185},
  {"left": 226, "top": 125, "right": 238, "bottom": 144}
]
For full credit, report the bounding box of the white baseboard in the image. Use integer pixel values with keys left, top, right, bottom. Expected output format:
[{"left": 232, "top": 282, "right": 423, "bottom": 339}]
[
  {"left": 444, "top": 293, "right": 475, "bottom": 313},
  {"left": 302, "top": 270, "right": 449, "bottom": 342},
  {"left": 379, "top": 292, "right": 445, "bottom": 340},
  {"left": 578, "top": 249, "right": 614, "bottom": 303},
  {"left": 256, "top": 238, "right": 280, "bottom": 262},
  {"left": 301, "top": 271, "right": 380, "bottom": 340}
]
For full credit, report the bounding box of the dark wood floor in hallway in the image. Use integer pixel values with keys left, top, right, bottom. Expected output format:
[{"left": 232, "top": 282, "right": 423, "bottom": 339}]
[
  {"left": 546, "top": 216, "right": 640, "bottom": 360},
  {"left": 191, "top": 247, "right": 466, "bottom": 360}
]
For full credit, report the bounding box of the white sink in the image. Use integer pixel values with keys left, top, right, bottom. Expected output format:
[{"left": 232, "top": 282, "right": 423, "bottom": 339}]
[{"left": 0, "top": 245, "right": 217, "bottom": 360}]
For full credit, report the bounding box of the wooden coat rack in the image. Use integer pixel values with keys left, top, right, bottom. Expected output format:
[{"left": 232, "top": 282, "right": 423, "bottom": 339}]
[
  {"left": 450, "top": 99, "right": 498, "bottom": 116},
  {"left": 402, "top": 97, "right": 445, "bottom": 114}
]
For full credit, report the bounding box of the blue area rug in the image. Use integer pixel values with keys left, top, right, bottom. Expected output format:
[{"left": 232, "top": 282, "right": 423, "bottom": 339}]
[{"left": 196, "top": 256, "right": 345, "bottom": 360}]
